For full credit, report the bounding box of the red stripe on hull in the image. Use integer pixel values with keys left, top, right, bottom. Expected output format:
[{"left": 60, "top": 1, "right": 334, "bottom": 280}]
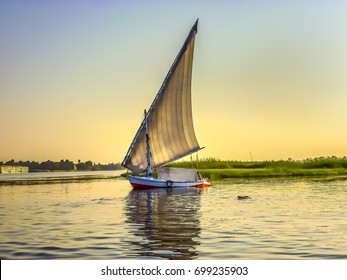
[
  {"left": 130, "top": 182, "right": 160, "bottom": 189},
  {"left": 196, "top": 183, "right": 212, "bottom": 188},
  {"left": 130, "top": 182, "right": 206, "bottom": 189}
]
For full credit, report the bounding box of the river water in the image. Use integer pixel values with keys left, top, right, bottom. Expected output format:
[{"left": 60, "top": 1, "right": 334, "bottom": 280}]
[{"left": 0, "top": 172, "right": 346, "bottom": 259}]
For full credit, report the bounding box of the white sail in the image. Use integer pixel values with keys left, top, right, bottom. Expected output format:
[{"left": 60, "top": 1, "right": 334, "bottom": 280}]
[{"left": 122, "top": 20, "right": 200, "bottom": 174}]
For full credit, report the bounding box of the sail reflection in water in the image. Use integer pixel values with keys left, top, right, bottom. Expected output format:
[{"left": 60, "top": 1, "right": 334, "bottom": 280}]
[{"left": 124, "top": 188, "right": 202, "bottom": 259}]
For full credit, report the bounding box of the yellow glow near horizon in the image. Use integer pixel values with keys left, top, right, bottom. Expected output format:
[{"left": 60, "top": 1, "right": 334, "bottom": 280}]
[{"left": 1, "top": 1, "right": 346, "bottom": 163}]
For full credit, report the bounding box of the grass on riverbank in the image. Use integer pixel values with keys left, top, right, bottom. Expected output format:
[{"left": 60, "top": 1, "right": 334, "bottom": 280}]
[
  {"left": 166, "top": 157, "right": 347, "bottom": 180},
  {"left": 120, "top": 157, "right": 347, "bottom": 179},
  {"left": 167, "top": 156, "right": 347, "bottom": 169},
  {"left": 198, "top": 168, "right": 347, "bottom": 180}
]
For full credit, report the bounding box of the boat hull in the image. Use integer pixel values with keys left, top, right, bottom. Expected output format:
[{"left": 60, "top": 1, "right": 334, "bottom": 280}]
[{"left": 128, "top": 175, "right": 211, "bottom": 189}]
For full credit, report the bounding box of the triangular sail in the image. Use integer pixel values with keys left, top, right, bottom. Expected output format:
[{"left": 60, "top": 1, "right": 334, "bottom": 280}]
[{"left": 122, "top": 20, "right": 200, "bottom": 174}]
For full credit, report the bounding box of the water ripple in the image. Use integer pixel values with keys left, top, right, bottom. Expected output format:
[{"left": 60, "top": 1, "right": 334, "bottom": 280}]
[{"left": 0, "top": 177, "right": 346, "bottom": 259}]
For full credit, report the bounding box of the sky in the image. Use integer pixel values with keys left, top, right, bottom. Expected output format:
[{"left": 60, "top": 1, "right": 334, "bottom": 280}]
[{"left": 1, "top": 0, "right": 346, "bottom": 163}]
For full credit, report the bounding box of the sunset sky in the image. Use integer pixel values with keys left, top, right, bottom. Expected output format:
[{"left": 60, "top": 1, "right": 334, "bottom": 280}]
[{"left": 1, "top": 0, "right": 346, "bottom": 163}]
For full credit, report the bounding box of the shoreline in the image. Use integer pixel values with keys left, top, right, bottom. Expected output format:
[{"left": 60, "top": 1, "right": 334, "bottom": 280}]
[
  {"left": 1, "top": 168, "right": 347, "bottom": 186},
  {"left": 0, "top": 170, "right": 124, "bottom": 186},
  {"left": 199, "top": 168, "right": 347, "bottom": 180},
  {"left": 0, "top": 176, "right": 123, "bottom": 186}
]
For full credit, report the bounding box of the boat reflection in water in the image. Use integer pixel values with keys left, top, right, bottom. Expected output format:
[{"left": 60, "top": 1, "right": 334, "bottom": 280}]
[{"left": 124, "top": 187, "right": 202, "bottom": 260}]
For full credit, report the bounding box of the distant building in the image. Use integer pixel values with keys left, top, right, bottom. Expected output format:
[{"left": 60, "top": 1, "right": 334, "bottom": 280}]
[{"left": 0, "top": 165, "right": 29, "bottom": 173}]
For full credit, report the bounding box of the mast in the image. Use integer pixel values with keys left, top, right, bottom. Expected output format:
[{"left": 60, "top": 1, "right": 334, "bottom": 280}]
[
  {"left": 144, "top": 109, "right": 152, "bottom": 177},
  {"left": 122, "top": 19, "right": 201, "bottom": 174},
  {"left": 122, "top": 20, "right": 199, "bottom": 169}
]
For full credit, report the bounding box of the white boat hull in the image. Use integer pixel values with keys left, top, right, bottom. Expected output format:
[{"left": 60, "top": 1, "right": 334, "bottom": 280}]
[{"left": 128, "top": 175, "right": 211, "bottom": 189}]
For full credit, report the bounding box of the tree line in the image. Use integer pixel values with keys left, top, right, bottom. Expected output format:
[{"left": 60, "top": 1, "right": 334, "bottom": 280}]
[{"left": 0, "top": 159, "right": 123, "bottom": 172}]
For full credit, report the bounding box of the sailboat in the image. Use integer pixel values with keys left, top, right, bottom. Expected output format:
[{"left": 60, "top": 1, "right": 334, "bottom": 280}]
[{"left": 121, "top": 19, "right": 211, "bottom": 189}]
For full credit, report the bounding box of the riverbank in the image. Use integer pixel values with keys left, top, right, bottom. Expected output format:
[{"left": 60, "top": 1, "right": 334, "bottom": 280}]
[
  {"left": 2, "top": 169, "right": 347, "bottom": 185},
  {"left": 198, "top": 168, "right": 347, "bottom": 180},
  {"left": 0, "top": 170, "right": 124, "bottom": 186},
  {"left": 120, "top": 168, "right": 347, "bottom": 181},
  {"left": 165, "top": 157, "right": 347, "bottom": 180},
  {"left": 2, "top": 158, "right": 347, "bottom": 184}
]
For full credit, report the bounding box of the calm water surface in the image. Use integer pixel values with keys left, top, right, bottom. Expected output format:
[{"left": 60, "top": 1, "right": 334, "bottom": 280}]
[{"left": 0, "top": 172, "right": 346, "bottom": 259}]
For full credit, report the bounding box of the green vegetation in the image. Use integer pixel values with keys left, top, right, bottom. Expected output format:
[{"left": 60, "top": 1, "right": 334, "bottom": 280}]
[
  {"left": 0, "top": 159, "right": 123, "bottom": 172},
  {"left": 166, "top": 156, "right": 347, "bottom": 180},
  {"left": 198, "top": 168, "right": 347, "bottom": 180},
  {"left": 3, "top": 157, "right": 347, "bottom": 179}
]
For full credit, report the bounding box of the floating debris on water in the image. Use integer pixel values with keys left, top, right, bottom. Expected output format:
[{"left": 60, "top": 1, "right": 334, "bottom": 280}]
[{"left": 237, "top": 196, "right": 252, "bottom": 200}]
